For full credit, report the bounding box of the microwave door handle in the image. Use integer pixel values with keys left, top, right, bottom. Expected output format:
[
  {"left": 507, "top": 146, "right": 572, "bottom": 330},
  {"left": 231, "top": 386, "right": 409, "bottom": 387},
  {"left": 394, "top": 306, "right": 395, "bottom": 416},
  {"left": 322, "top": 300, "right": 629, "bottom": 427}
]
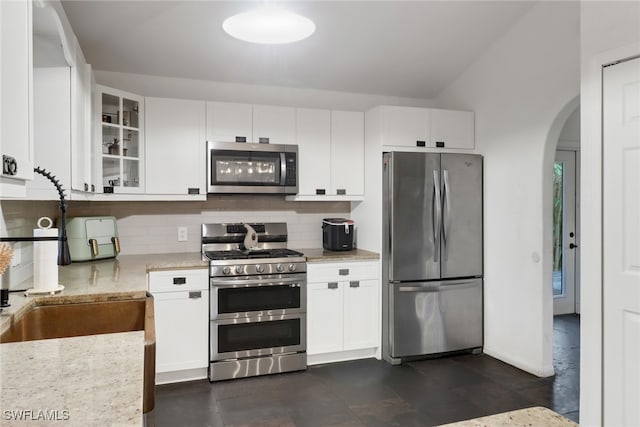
[{"left": 280, "top": 152, "right": 287, "bottom": 186}]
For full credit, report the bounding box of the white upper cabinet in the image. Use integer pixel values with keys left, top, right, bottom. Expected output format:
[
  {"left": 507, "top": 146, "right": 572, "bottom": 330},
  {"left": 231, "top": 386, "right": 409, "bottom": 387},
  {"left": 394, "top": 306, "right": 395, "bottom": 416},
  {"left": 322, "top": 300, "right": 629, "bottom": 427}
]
[
  {"left": 430, "top": 109, "right": 475, "bottom": 150},
  {"left": 374, "top": 105, "right": 475, "bottom": 150},
  {"left": 379, "top": 106, "right": 430, "bottom": 148},
  {"left": 289, "top": 109, "right": 365, "bottom": 201},
  {"left": 28, "top": 67, "right": 71, "bottom": 200},
  {"left": 206, "top": 102, "right": 295, "bottom": 145},
  {"left": 296, "top": 108, "right": 331, "bottom": 196},
  {"left": 28, "top": 1, "right": 94, "bottom": 200},
  {"left": 252, "top": 104, "right": 296, "bottom": 145},
  {"left": 95, "top": 85, "right": 145, "bottom": 195},
  {"left": 145, "top": 97, "right": 206, "bottom": 198},
  {"left": 206, "top": 101, "right": 252, "bottom": 143},
  {"left": 331, "top": 111, "right": 364, "bottom": 196},
  {"left": 70, "top": 38, "right": 94, "bottom": 194},
  {"left": 0, "top": 0, "right": 33, "bottom": 198}
]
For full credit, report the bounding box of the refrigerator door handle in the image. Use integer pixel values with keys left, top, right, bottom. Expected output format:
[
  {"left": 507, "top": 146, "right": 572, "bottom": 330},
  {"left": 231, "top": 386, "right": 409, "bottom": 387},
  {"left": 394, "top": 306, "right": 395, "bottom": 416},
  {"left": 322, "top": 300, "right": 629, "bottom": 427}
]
[
  {"left": 442, "top": 169, "right": 452, "bottom": 260},
  {"left": 433, "top": 170, "right": 442, "bottom": 263},
  {"left": 398, "top": 280, "right": 478, "bottom": 292}
]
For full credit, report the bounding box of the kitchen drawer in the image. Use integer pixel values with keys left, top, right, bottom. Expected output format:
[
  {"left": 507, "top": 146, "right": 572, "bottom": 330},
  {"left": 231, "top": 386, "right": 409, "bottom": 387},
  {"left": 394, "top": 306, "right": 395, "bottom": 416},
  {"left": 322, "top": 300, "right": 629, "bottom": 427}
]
[
  {"left": 307, "top": 261, "right": 378, "bottom": 283},
  {"left": 148, "top": 269, "right": 208, "bottom": 293}
]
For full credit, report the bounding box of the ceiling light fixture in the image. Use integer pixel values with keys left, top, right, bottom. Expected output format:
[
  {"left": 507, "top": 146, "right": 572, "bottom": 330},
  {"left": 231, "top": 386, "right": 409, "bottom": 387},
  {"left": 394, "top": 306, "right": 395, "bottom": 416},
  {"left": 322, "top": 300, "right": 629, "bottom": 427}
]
[{"left": 222, "top": 5, "right": 315, "bottom": 45}]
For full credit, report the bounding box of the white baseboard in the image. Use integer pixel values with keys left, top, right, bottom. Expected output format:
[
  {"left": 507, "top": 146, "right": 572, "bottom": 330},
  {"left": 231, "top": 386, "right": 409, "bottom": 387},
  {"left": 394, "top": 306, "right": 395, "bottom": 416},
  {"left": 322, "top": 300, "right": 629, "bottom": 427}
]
[
  {"left": 307, "top": 348, "right": 378, "bottom": 366},
  {"left": 483, "top": 347, "right": 555, "bottom": 378},
  {"left": 155, "top": 367, "right": 208, "bottom": 385}
]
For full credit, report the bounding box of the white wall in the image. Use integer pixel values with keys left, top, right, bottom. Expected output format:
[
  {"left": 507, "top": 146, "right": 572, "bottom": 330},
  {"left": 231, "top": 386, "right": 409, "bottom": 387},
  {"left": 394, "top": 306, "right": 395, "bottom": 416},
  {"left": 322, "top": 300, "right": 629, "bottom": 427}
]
[
  {"left": 580, "top": 2, "right": 640, "bottom": 425},
  {"left": 94, "top": 70, "right": 435, "bottom": 112},
  {"left": 434, "top": 1, "right": 579, "bottom": 377},
  {"left": 557, "top": 108, "right": 580, "bottom": 150}
]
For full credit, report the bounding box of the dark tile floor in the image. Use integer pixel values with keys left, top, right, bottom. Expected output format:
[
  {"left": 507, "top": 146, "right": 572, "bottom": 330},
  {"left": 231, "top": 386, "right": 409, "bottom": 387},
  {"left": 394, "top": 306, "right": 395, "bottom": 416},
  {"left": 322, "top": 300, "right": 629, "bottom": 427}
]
[{"left": 149, "top": 315, "right": 580, "bottom": 427}]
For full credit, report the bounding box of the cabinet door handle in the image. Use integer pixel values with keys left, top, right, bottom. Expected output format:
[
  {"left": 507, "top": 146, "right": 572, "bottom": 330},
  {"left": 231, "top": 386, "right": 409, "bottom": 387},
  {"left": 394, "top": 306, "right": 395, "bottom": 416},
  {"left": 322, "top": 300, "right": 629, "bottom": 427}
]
[
  {"left": 339, "top": 269, "right": 349, "bottom": 276},
  {"left": 328, "top": 282, "right": 338, "bottom": 289},
  {"left": 416, "top": 140, "right": 426, "bottom": 147},
  {"left": 316, "top": 189, "right": 326, "bottom": 195},
  {"left": 189, "top": 291, "right": 202, "bottom": 299},
  {"left": 258, "top": 137, "right": 269, "bottom": 144},
  {"left": 349, "top": 280, "right": 360, "bottom": 288},
  {"left": 84, "top": 183, "right": 89, "bottom": 191},
  {"left": 235, "top": 136, "right": 247, "bottom": 143},
  {"left": 91, "top": 184, "right": 95, "bottom": 192},
  {"left": 173, "top": 277, "right": 186, "bottom": 285},
  {"left": 436, "top": 141, "right": 445, "bottom": 148},
  {"left": 336, "top": 189, "right": 346, "bottom": 195}
]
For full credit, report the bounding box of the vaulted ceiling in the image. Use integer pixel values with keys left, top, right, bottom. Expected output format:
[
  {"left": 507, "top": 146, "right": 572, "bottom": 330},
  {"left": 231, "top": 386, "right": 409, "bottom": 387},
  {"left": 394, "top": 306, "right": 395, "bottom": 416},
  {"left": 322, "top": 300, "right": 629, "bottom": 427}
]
[{"left": 62, "top": 1, "right": 535, "bottom": 99}]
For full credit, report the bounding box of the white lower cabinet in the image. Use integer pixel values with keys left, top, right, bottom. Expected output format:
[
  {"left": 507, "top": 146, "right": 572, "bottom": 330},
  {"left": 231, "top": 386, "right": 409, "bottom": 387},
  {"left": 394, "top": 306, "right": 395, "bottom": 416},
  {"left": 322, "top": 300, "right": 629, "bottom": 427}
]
[
  {"left": 307, "top": 261, "right": 380, "bottom": 365},
  {"left": 307, "top": 282, "right": 344, "bottom": 355},
  {"left": 148, "top": 269, "right": 209, "bottom": 384},
  {"left": 343, "top": 279, "right": 378, "bottom": 350}
]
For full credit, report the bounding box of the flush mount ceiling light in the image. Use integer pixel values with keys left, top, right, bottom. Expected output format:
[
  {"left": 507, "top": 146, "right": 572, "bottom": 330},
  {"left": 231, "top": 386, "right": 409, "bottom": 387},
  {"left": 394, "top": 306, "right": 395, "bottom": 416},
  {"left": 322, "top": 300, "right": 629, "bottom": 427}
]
[{"left": 222, "top": 5, "right": 315, "bottom": 44}]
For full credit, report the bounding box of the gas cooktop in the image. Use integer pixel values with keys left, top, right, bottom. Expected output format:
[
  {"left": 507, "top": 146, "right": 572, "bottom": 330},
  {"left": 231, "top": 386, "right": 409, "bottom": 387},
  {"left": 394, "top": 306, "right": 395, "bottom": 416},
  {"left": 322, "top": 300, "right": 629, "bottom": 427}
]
[{"left": 204, "top": 248, "right": 304, "bottom": 261}]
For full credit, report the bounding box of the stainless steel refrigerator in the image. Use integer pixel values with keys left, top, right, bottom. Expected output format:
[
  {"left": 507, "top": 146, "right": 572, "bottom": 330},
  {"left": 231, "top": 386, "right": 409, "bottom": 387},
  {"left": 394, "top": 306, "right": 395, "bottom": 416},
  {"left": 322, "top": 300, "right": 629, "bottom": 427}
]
[{"left": 382, "top": 152, "right": 483, "bottom": 364}]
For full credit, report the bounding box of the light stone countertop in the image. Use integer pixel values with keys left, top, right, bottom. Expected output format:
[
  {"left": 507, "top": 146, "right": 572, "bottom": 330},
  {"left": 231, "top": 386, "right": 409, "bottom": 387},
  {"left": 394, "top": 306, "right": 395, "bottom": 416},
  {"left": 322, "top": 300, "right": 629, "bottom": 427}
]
[
  {"left": 0, "top": 252, "right": 208, "bottom": 331},
  {"left": 0, "top": 252, "right": 207, "bottom": 426},
  {"left": 438, "top": 406, "right": 578, "bottom": 427},
  {"left": 299, "top": 248, "right": 380, "bottom": 262},
  {"left": 0, "top": 331, "right": 144, "bottom": 426}
]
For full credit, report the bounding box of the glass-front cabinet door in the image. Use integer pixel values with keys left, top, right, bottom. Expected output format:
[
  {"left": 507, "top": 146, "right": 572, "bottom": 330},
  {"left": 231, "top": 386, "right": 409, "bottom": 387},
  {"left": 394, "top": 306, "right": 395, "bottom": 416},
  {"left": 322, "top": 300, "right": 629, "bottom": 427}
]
[{"left": 96, "top": 85, "right": 144, "bottom": 194}]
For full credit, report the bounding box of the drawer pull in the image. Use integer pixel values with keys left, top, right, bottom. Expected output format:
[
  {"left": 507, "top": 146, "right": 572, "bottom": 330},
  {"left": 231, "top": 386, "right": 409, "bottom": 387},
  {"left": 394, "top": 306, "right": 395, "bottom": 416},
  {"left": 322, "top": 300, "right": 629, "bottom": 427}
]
[
  {"left": 349, "top": 280, "right": 360, "bottom": 288},
  {"left": 173, "top": 277, "right": 186, "bottom": 285},
  {"left": 328, "top": 282, "right": 338, "bottom": 289},
  {"left": 189, "top": 291, "right": 202, "bottom": 299},
  {"left": 339, "top": 269, "right": 349, "bottom": 276}
]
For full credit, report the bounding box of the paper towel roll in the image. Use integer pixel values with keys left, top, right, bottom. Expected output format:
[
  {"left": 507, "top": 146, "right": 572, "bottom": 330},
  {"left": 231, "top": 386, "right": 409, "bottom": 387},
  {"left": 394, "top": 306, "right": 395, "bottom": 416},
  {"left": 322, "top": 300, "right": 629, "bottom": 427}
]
[{"left": 33, "top": 219, "right": 58, "bottom": 291}]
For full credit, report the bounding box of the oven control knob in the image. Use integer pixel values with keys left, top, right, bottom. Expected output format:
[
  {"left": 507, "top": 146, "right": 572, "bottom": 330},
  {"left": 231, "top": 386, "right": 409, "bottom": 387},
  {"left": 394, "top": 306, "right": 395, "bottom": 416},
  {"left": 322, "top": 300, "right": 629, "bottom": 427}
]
[
  {"left": 276, "top": 264, "right": 284, "bottom": 272},
  {"left": 235, "top": 265, "right": 244, "bottom": 274},
  {"left": 255, "top": 264, "right": 264, "bottom": 273},
  {"left": 222, "top": 266, "right": 231, "bottom": 275},
  {"left": 288, "top": 264, "right": 296, "bottom": 272}
]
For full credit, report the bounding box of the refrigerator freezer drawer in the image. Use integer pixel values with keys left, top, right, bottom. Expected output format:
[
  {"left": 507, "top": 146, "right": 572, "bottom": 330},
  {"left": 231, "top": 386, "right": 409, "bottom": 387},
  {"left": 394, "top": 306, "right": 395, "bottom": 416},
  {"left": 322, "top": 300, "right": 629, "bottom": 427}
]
[{"left": 389, "top": 278, "right": 482, "bottom": 358}]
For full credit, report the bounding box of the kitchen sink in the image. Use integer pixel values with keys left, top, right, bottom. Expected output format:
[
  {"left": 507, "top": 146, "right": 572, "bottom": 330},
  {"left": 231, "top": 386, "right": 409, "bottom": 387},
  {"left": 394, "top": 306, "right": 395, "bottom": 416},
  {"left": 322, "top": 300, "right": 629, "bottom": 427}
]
[{"left": 0, "top": 296, "right": 156, "bottom": 413}]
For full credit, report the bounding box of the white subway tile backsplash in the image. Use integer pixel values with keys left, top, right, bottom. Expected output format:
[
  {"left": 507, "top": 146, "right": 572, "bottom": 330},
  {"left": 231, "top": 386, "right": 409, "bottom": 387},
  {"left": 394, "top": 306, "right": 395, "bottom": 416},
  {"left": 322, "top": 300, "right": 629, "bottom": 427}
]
[{"left": 1, "top": 197, "right": 350, "bottom": 287}]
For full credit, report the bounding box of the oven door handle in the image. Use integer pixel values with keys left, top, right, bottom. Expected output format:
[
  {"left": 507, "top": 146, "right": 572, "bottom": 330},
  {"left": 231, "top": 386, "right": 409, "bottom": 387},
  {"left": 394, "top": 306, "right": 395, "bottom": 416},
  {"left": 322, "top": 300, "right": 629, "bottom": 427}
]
[{"left": 211, "top": 275, "right": 306, "bottom": 287}]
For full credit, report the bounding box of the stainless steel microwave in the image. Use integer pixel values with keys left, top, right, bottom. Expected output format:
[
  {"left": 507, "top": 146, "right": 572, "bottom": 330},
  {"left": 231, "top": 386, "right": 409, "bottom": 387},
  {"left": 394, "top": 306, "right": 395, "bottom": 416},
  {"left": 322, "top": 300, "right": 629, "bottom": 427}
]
[{"left": 207, "top": 141, "right": 298, "bottom": 194}]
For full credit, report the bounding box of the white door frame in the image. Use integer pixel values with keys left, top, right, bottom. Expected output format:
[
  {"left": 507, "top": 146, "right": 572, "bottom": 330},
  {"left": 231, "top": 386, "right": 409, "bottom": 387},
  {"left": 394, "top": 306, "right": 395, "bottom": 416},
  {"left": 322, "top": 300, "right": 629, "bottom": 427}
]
[
  {"left": 602, "top": 55, "right": 640, "bottom": 427},
  {"left": 553, "top": 150, "right": 578, "bottom": 315},
  {"left": 581, "top": 41, "right": 640, "bottom": 426}
]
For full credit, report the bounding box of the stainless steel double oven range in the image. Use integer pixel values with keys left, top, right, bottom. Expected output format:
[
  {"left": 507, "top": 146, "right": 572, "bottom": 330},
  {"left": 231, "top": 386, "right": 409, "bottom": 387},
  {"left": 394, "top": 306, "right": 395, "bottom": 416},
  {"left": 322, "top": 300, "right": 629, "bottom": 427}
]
[{"left": 202, "top": 222, "right": 307, "bottom": 382}]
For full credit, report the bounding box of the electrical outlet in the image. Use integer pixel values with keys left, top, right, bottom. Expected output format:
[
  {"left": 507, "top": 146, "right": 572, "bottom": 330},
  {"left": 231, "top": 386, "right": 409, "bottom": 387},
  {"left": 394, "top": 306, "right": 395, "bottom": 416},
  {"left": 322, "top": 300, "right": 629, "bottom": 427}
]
[{"left": 177, "top": 227, "right": 188, "bottom": 242}]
